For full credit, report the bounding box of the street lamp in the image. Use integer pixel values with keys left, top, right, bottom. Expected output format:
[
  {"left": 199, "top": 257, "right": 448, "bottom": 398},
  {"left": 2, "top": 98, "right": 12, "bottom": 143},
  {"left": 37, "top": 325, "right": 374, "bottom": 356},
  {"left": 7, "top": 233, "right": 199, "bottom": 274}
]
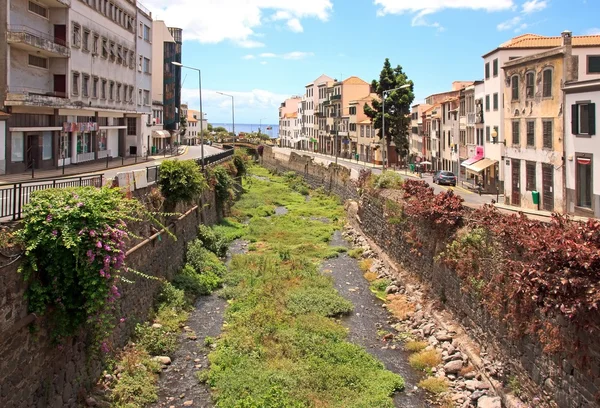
[
  {"left": 172, "top": 61, "right": 204, "bottom": 169},
  {"left": 259, "top": 117, "right": 266, "bottom": 142},
  {"left": 382, "top": 84, "right": 411, "bottom": 171},
  {"left": 216, "top": 92, "right": 235, "bottom": 148}
]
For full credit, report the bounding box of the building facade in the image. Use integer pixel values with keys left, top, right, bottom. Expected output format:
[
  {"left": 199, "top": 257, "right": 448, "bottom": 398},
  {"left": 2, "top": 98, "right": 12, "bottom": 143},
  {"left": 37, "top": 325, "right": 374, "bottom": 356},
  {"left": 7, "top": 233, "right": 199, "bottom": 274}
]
[
  {"left": 278, "top": 96, "right": 301, "bottom": 147},
  {"left": 135, "top": 2, "right": 152, "bottom": 156},
  {"left": 0, "top": 0, "right": 152, "bottom": 175}
]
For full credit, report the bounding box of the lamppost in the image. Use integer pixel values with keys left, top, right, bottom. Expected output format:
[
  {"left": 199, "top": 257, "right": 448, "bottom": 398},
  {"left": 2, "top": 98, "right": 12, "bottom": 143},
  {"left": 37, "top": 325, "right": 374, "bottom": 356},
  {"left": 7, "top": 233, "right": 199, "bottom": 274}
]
[
  {"left": 382, "top": 84, "right": 411, "bottom": 171},
  {"left": 172, "top": 62, "right": 204, "bottom": 169},
  {"left": 259, "top": 117, "right": 266, "bottom": 143},
  {"left": 217, "top": 92, "right": 235, "bottom": 148}
]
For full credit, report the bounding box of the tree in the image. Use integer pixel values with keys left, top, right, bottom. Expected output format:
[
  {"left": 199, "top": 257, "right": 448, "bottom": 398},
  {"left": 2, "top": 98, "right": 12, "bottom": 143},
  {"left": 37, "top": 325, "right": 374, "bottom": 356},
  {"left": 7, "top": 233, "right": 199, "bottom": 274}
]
[
  {"left": 207, "top": 123, "right": 213, "bottom": 132},
  {"left": 213, "top": 126, "right": 228, "bottom": 134},
  {"left": 364, "top": 58, "right": 415, "bottom": 161},
  {"left": 179, "top": 113, "right": 188, "bottom": 137}
]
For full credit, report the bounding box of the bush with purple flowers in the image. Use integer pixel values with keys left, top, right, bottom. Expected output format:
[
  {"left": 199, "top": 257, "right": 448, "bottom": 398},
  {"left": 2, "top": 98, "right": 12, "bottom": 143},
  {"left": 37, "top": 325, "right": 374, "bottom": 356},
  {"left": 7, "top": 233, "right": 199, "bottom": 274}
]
[{"left": 16, "top": 186, "right": 162, "bottom": 351}]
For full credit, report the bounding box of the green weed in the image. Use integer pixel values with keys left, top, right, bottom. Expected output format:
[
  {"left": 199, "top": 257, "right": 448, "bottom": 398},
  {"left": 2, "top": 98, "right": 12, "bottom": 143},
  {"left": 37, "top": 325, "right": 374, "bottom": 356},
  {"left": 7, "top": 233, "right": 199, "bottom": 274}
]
[
  {"left": 409, "top": 350, "right": 442, "bottom": 371},
  {"left": 348, "top": 247, "right": 364, "bottom": 259},
  {"left": 418, "top": 376, "right": 449, "bottom": 395}
]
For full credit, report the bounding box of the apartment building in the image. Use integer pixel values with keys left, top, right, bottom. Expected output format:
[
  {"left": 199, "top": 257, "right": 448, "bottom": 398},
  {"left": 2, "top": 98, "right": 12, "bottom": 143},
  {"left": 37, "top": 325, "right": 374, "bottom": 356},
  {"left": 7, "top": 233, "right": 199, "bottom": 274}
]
[
  {"left": 278, "top": 96, "right": 301, "bottom": 147},
  {"left": 564, "top": 80, "right": 599, "bottom": 217},
  {"left": 135, "top": 2, "right": 152, "bottom": 156},
  {"left": 409, "top": 104, "right": 429, "bottom": 161},
  {"left": 439, "top": 97, "right": 459, "bottom": 174},
  {"left": 0, "top": 0, "right": 152, "bottom": 175},
  {"left": 348, "top": 93, "right": 378, "bottom": 163},
  {"left": 303, "top": 74, "right": 332, "bottom": 152},
  {"left": 151, "top": 20, "right": 181, "bottom": 146}
]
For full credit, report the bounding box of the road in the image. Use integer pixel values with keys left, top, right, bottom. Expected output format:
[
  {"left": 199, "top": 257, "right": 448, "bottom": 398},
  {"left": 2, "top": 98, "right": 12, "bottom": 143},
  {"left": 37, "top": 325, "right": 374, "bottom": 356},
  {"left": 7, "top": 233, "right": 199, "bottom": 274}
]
[{"left": 273, "top": 147, "right": 499, "bottom": 209}]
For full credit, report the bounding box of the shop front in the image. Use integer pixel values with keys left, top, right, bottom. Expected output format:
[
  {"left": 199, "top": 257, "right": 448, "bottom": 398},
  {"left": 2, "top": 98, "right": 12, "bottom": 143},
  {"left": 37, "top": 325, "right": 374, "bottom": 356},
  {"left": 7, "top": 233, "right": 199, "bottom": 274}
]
[{"left": 60, "top": 121, "right": 98, "bottom": 165}]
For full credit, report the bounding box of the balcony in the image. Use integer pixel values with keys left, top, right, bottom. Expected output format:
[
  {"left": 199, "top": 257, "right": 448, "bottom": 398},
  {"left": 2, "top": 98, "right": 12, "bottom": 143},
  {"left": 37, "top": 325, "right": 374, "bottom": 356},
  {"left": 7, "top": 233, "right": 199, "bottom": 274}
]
[
  {"left": 7, "top": 26, "right": 70, "bottom": 58},
  {"left": 5, "top": 86, "right": 67, "bottom": 107},
  {"left": 467, "top": 113, "right": 476, "bottom": 125},
  {"left": 330, "top": 94, "right": 341, "bottom": 101}
]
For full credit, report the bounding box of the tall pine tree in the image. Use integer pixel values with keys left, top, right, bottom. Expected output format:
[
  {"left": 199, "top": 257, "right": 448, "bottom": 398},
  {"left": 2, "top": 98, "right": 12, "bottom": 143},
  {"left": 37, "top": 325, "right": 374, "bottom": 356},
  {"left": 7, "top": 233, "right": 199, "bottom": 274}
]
[{"left": 364, "top": 58, "right": 414, "bottom": 162}]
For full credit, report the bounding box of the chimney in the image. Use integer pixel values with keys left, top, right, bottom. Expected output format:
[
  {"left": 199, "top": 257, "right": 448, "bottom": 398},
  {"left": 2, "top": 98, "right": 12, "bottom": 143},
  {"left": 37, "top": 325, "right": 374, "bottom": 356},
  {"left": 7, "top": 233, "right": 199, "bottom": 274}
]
[
  {"left": 561, "top": 30, "right": 572, "bottom": 47},
  {"left": 561, "top": 30, "right": 576, "bottom": 83}
]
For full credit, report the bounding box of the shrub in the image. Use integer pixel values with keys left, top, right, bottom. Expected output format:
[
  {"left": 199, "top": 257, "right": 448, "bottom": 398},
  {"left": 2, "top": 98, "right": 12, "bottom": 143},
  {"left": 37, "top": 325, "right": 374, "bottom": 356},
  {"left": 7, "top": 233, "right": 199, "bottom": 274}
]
[
  {"left": 187, "top": 239, "right": 227, "bottom": 277},
  {"left": 197, "top": 224, "right": 228, "bottom": 257},
  {"left": 134, "top": 323, "right": 178, "bottom": 356},
  {"left": 418, "top": 377, "right": 449, "bottom": 394},
  {"left": 173, "top": 264, "right": 222, "bottom": 296},
  {"left": 372, "top": 171, "right": 403, "bottom": 189},
  {"left": 210, "top": 165, "right": 236, "bottom": 205},
  {"left": 158, "top": 159, "right": 207, "bottom": 206},
  {"left": 348, "top": 248, "right": 364, "bottom": 259},
  {"left": 156, "top": 282, "right": 188, "bottom": 312},
  {"left": 111, "top": 348, "right": 160, "bottom": 407},
  {"left": 287, "top": 286, "right": 353, "bottom": 317},
  {"left": 409, "top": 350, "right": 441, "bottom": 371},
  {"left": 233, "top": 149, "right": 251, "bottom": 177},
  {"left": 404, "top": 340, "right": 428, "bottom": 353}
]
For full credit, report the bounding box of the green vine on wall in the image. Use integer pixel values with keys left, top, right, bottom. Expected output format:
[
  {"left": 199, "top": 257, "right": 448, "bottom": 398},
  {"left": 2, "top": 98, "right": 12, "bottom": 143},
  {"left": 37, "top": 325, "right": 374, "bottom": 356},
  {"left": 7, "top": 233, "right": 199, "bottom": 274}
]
[{"left": 16, "top": 187, "right": 164, "bottom": 352}]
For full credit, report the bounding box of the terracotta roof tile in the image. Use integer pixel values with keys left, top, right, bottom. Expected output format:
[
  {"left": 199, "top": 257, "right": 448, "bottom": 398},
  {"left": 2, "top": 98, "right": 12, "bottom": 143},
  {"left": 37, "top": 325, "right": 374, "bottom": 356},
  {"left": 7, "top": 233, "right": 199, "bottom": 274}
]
[
  {"left": 499, "top": 33, "right": 600, "bottom": 49},
  {"left": 342, "top": 76, "right": 369, "bottom": 86}
]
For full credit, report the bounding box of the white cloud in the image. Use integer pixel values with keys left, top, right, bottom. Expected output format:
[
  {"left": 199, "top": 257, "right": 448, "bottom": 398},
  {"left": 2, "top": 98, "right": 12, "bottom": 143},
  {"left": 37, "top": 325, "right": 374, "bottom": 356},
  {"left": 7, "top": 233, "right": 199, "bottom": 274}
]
[
  {"left": 522, "top": 0, "right": 548, "bottom": 13},
  {"left": 242, "top": 54, "right": 256, "bottom": 60},
  {"left": 497, "top": 16, "right": 522, "bottom": 31},
  {"left": 585, "top": 27, "right": 600, "bottom": 35},
  {"left": 181, "top": 87, "right": 289, "bottom": 122},
  {"left": 260, "top": 61, "right": 268, "bottom": 65},
  {"left": 374, "top": 0, "right": 514, "bottom": 29},
  {"left": 145, "top": 0, "right": 332, "bottom": 47},
  {"left": 243, "top": 51, "right": 314, "bottom": 60}
]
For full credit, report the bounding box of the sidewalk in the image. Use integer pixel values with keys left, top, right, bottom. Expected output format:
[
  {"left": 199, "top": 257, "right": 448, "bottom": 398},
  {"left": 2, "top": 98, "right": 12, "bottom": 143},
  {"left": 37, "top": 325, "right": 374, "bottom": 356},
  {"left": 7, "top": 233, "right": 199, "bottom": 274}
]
[
  {"left": 493, "top": 202, "right": 590, "bottom": 222},
  {"left": 0, "top": 146, "right": 188, "bottom": 185}
]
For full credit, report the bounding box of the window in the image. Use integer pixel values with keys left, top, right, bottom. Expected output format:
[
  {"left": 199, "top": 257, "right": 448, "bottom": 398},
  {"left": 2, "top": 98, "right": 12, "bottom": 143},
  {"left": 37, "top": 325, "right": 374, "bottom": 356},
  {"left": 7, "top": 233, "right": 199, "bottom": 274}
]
[
  {"left": 512, "top": 120, "right": 520, "bottom": 145},
  {"left": 109, "top": 81, "right": 114, "bottom": 100},
  {"left": 101, "top": 79, "right": 107, "bottom": 99},
  {"left": 571, "top": 103, "right": 596, "bottom": 135},
  {"left": 143, "top": 24, "right": 151, "bottom": 41},
  {"left": 526, "top": 120, "right": 535, "bottom": 146},
  {"left": 139, "top": 22, "right": 143, "bottom": 38},
  {"left": 485, "top": 62, "right": 490, "bottom": 79},
  {"left": 542, "top": 69, "right": 552, "bottom": 97},
  {"left": 109, "top": 41, "right": 116, "bottom": 61},
  {"left": 511, "top": 75, "right": 519, "bottom": 101},
  {"left": 116, "top": 83, "right": 121, "bottom": 101},
  {"left": 138, "top": 89, "right": 142, "bottom": 105},
  {"left": 42, "top": 132, "right": 52, "bottom": 161},
  {"left": 11, "top": 132, "right": 24, "bottom": 162},
  {"left": 28, "top": 1, "right": 48, "bottom": 18},
  {"left": 127, "top": 117, "right": 137, "bottom": 135},
  {"left": 92, "top": 77, "right": 98, "bottom": 98},
  {"left": 82, "top": 30, "right": 90, "bottom": 51},
  {"left": 526, "top": 72, "right": 535, "bottom": 98},
  {"left": 493, "top": 58, "right": 498, "bottom": 77},
  {"left": 28, "top": 54, "right": 47, "bottom": 69},
  {"left": 587, "top": 56, "right": 600, "bottom": 74},
  {"left": 82, "top": 75, "right": 89, "bottom": 97},
  {"left": 143, "top": 57, "right": 150, "bottom": 74},
  {"left": 542, "top": 120, "right": 553, "bottom": 149},
  {"left": 138, "top": 55, "right": 143, "bottom": 72},
  {"left": 526, "top": 161, "right": 536, "bottom": 191},
  {"left": 128, "top": 86, "right": 134, "bottom": 103},
  {"left": 117, "top": 45, "right": 123, "bottom": 64},
  {"left": 143, "top": 90, "right": 150, "bottom": 105},
  {"left": 129, "top": 51, "right": 135, "bottom": 69},
  {"left": 485, "top": 95, "right": 490, "bottom": 112},
  {"left": 349, "top": 106, "right": 356, "bottom": 115},
  {"left": 576, "top": 156, "right": 593, "bottom": 208},
  {"left": 72, "top": 72, "right": 80, "bottom": 95},
  {"left": 72, "top": 24, "right": 81, "bottom": 47},
  {"left": 101, "top": 38, "right": 108, "bottom": 58},
  {"left": 493, "top": 93, "right": 498, "bottom": 111},
  {"left": 123, "top": 85, "right": 128, "bottom": 102},
  {"left": 93, "top": 34, "right": 99, "bottom": 54}
]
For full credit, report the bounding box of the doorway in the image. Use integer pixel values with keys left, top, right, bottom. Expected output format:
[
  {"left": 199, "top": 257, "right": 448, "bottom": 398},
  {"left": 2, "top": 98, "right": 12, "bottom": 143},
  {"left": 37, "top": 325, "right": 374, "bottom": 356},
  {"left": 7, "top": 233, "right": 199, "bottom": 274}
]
[
  {"left": 511, "top": 159, "right": 521, "bottom": 206},
  {"left": 26, "top": 134, "right": 40, "bottom": 169},
  {"left": 542, "top": 163, "right": 554, "bottom": 211},
  {"left": 54, "top": 75, "right": 66, "bottom": 97},
  {"left": 54, "top": 25, "right": 66, "bottom": 46}
]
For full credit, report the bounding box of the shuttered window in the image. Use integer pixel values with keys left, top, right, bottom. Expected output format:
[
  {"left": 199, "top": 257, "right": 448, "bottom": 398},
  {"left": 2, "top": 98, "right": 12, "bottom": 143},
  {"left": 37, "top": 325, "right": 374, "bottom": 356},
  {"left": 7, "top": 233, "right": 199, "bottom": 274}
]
[
  {"left": 526, "top": 161, "right": 536, "bottom": 191},
  {"left": 542, "top": 69, "right": 552, "bottom": 97},
  {"left": 512, "top": 120, "right": 520, "bottom": 145},
  {"left": 542, "top": 120, "right": 553, "bottom": 149},
  {"left": 588, "top": 56, "right": 600, "bottom": 74},
  {"left": 526, "top": 120, "right": 535, "bottom": 146},
  {"left": 511, "top": 76, "right": 519, "bottom": 101},
  {"left": 572, "top": 103, "right": 596, "bottom": 136}
]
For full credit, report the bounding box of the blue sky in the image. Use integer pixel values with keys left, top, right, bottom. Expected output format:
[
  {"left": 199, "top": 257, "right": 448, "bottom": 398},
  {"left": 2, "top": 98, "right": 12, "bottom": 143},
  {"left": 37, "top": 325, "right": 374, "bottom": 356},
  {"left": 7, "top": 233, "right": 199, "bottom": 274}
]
[{"left": 145, "top": 0, "right": 600, "bottom": 124}]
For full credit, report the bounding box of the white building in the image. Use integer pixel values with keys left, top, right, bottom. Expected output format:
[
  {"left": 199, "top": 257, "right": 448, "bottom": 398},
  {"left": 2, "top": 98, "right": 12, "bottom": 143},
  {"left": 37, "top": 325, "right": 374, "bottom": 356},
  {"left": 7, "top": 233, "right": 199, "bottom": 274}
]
[
  {"left": 135, "top": 2, "right": 153, "bottom": 157},
  {"left": 563, "top": 76, "right": 599, "bottom": 218},
  {"left": 0, "top": 0, "right": 151, "bottom": 174},
  {"left": 278, "top": 96, "right": 301, "bottom": 147},
  {"left": 304, "top": 74, "right": 333, "bottom": 152}
]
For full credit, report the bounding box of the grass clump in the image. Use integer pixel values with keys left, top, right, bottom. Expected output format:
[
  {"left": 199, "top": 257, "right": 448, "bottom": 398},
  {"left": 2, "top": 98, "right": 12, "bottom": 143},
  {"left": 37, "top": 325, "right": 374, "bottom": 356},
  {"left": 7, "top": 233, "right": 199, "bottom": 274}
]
[
  {"left": 287, "top": 280, "right": 353, "bottom": 317},
  {"left": 348, "top": 247, "right": 364, "bottom": 259},
  {"left": 370, "top": 278, "right": 391, "bottom": 300},
  {"left": 197, "top": 224, "right": 229, "bottom": 257},
  {"left": 111, "top": 347, "right": 161, "bottom": 407},
  {"left": 371, "top": 171, "right": 403, "bottom": 190},
  {"left": 418, "top": 377, "right": 449, "bottom": 395},
  {"left": 358, "top": 258, "right": 374, "bottom": 273},
  {"left": 404, "top": 340, "right": 428, "bottom": 353},
  {"left": 409, "top": 350, "right": 442, "bottom": 371},
  {"left": 386, "top": 294, "right": 416, "bottom": 321}
]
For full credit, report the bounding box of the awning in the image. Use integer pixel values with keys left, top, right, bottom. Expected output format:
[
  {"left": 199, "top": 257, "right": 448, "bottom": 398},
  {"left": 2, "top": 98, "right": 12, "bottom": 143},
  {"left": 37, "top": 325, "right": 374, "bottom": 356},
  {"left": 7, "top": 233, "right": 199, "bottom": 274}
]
[
  {"left": 152, "top": 130, "right": 170, "bottom": 139},
  {"left": 577, "top": 157, "right": 591, "bottom": 165},
  {"left": 461, "top": 150, "right": 484, "bottom": 167},
  {"left": 464, "top": 158, "right": 497, "bottom": 173}
]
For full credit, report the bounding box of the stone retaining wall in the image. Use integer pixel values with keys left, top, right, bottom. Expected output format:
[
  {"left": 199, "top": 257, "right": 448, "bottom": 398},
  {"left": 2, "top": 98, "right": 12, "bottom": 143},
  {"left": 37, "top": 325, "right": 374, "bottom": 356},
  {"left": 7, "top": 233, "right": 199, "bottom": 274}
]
[
  {"left": 0, "top": 186, "right": 220, "bottom": 408},
  {"left": 262, "top": 147, "right": 600, "bottom": 408}
]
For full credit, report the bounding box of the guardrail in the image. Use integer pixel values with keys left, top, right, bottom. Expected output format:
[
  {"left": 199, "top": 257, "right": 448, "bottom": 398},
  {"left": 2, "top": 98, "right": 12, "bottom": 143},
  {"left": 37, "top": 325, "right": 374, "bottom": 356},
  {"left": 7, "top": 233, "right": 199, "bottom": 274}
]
[
  {"left": 0, "top": 175, "right": 103, "bottom": 221},
  {"left": 1, "top": 149, "right": 235, "bottom": 222}
]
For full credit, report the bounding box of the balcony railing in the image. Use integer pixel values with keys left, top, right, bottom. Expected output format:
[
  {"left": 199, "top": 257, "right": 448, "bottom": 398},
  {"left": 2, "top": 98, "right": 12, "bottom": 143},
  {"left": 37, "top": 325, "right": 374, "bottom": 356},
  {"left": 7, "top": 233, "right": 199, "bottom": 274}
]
[
  {"left": 137, "top": 1, "right": 152, "bottom": 17},
  {"left": 330, "top": 94, "right": 341, "bottom": 101},
  {"left": 467, "top": 113, "right": 476, "bottom": 125},
  {"left": 7, "top": 25, "right": 70, "bottom": 57},
  {"left": 7, "top": 86, "right": 67, "bottom": 99}
]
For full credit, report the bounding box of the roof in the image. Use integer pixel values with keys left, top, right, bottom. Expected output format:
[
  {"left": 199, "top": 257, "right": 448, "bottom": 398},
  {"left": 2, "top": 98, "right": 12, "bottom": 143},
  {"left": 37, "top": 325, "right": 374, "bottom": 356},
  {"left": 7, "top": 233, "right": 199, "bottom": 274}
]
[
  {"left": 0, "top": 111, "right": 9, "bottom": 119},
  {"left": 350, "top": 93, "right": 379, "bottom": 105},
  {"left": 483, "top": 33, "right": 600, "bottom": 57},
  {"left": 342, "top": 76, "right": 369, "bottom": 86}
]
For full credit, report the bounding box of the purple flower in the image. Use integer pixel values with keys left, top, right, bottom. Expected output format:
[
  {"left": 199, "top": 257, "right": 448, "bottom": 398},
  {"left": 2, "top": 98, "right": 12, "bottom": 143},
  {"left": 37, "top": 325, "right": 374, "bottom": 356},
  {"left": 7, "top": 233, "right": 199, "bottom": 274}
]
[
  {"left": 89, "top": 230, "right": 97, "bottom": 237},
  {"left": 46, "top": 214, "right": 53, "bottom": 222},
  {"left": 101, "top": 342, "right": 109, "bottom": 353},
  {"left": 52, "top": 230, "right": 58, "bottom": 236},
  {"left": 104, "top": 244, "right": 111, "bottom": 252},
  {"left": 96, "top": 241, "right": 102, "bottom": 248},
  {"left": 119, "top": 318, "right": 126, "bottom": 323},
  {"left": 99, "top": 270, "right": 106, "bottom": 277},
  {"left": 76, "top": 202, "right": 84, "bottom": 208}
]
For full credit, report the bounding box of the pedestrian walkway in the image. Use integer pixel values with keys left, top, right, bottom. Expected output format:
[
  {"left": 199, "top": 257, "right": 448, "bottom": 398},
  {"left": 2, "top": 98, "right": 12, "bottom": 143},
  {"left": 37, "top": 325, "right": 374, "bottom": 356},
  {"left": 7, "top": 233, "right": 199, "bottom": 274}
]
[
  {"left": 0, "top": 146, "right": 187, "bottom": 185},
  {"left": 493, "top": 202, "right": 590, "bottom": 222}
]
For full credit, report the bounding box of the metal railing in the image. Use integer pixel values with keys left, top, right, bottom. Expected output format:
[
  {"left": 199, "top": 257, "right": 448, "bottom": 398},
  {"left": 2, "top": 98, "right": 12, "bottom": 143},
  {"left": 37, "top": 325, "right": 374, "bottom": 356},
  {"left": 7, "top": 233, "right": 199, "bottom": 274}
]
[
  {"left": 0, "top": 175, "right": 103, "bottom": 221},
  {"left": 7, "top": 25, "right": 70, "bottom": 56}
]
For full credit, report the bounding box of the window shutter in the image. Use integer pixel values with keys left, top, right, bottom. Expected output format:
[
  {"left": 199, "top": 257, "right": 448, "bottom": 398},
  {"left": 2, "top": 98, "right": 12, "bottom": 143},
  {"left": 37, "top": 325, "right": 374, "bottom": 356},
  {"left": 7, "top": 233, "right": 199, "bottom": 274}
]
[
  {"left": 571, "top": 104, "right": 579, "bottom": 135},
  {"left": 589, "top": 103, "right": 596, "bottom": 136}
]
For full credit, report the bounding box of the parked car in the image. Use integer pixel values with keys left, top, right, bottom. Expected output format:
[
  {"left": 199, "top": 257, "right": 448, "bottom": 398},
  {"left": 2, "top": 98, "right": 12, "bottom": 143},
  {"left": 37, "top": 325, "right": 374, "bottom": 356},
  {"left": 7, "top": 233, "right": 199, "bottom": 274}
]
[{"left": 433, "top": 171, "right": 457, "bottom": 186}]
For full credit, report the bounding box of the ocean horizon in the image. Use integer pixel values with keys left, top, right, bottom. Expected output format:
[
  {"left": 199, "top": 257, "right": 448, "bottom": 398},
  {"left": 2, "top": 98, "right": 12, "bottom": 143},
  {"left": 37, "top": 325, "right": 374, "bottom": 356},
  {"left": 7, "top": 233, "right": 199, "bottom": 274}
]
[{"left": 210, "top": 123, "right": 279, "bottom": 139}]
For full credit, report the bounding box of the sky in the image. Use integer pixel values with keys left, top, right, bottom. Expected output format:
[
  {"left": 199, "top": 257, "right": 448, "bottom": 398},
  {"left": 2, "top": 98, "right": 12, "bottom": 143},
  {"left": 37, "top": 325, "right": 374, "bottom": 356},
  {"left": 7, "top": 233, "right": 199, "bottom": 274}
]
[{"left": 143, "top": 0, "right": 600, "bottom": 124}]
